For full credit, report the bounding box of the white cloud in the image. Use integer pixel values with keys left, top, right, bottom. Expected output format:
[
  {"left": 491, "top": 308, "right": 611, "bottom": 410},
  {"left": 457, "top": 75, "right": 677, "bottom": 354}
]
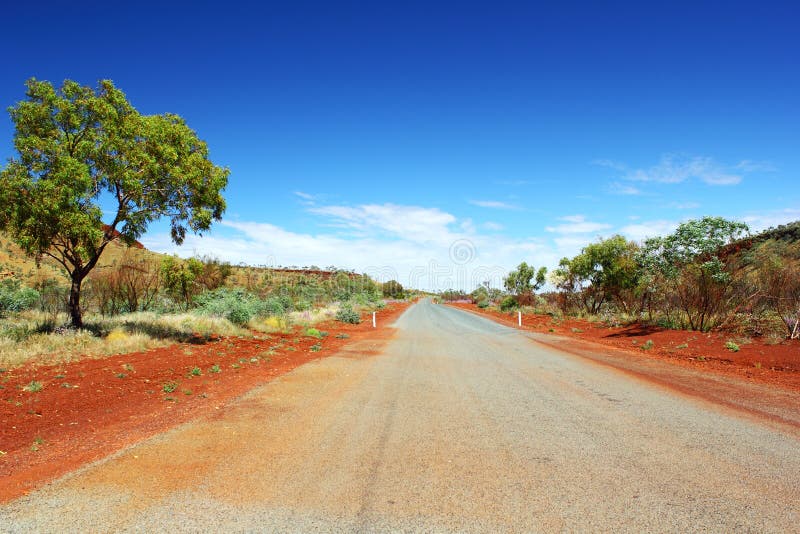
[
  {"left": 608, "top": 182, "right": 642, "bottom": 195},
  {"left": 740, "top": 208, "right": 800, "bottom": 233},
  {"left": 625, "top": 154, "right": 742, "bottom": 185},
  {"left": 483, "top": 221, "right": 504, "bottom": 231},
  {"left": 670, "top": 201, "right": 701, "bottom": 210},
  {"left": 142, "top": 203, "right": 563, "bottom": 292},
  {"left": 619, "top": 220, "right": 679, "bottom": 242},
  {"left": 546, "top": 215, "right": 612, "bottom": 235},
  {"left": 468, "top": 200, "right": 521, "bottom": 210}
]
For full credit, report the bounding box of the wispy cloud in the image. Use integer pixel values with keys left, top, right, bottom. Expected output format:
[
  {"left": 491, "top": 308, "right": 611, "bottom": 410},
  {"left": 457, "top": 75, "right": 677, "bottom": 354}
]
[
  {"left": 670, "top": 201, "right": 701, "bottom": 210},
  {"left": 468, "top": 200, "right": 521, "bottom": 210},
  {"left": 483, "top": 221, "right": 504, "bottom": 231},
  {"left": 545, "top": 215, "right": 612, "bottom": 235},
  {"left": 595, "top": 154, "right": 771, "bottom": 189},
  {"left": 608, "top": 182, "right": 642, "bottom": 195}
]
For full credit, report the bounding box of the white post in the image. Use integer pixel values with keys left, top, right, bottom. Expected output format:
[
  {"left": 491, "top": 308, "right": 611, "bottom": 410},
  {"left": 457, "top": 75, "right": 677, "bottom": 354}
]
[
  {"left": 518, "top": 310, "right": 522, "bottom": 327},
  {"left": 372, "top": 311, "right": 376, "bottom": 328}
]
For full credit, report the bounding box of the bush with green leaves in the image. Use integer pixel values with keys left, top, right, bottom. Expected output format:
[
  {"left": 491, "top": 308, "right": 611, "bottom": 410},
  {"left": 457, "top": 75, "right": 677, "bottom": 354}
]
[
  {"left": 0, "top": 278, "right": 39, "bottom": 317},
  {"left": 193, "top": 287, "right": 263, "bottom": 326},
  {"left": 499, "top": 295, "right": 518, "bottom": 312},
  {"left": 336, "top": 304, "right": 361, "bottom": 324},
  {"left": 477, "top": 299, "right": 489, "bottom": 309}
]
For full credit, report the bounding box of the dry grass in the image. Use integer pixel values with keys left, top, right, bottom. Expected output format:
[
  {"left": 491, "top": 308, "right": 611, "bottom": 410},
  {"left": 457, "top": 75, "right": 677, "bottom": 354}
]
[{"left": 0, "top": 310, "right": 250, "bottom": 369}]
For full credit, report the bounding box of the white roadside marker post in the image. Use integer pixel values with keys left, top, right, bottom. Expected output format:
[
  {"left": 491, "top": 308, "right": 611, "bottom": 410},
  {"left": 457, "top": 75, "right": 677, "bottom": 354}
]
[
  {"left": 518, "top": 310, "right": 522, "bottom": 327},
  {"left": 372, "top": 311, "right": 376, "bottom": 328}
]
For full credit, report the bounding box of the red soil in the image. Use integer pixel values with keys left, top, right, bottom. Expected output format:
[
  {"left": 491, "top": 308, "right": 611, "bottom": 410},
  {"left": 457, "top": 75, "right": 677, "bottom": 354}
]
[
  {"left": 448, "top": 303, "right": 800, "bottom": 392},
  {"left": 0, "top": 302, "right": 410, "bottom": 503}
]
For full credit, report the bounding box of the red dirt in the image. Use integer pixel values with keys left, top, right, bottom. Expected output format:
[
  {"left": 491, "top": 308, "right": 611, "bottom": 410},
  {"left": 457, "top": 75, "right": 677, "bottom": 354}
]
[
  {"left": 448, "top": 303, "right": 800, "bottom": 392},
  {"left": 0, "top": 302, "right": 410, "bottom": 503}
]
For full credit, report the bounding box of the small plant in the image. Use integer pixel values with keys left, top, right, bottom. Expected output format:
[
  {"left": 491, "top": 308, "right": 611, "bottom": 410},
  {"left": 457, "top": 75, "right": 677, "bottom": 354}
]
[
  {"left": 335, "top": 304, "right": 361, "bottom": 324},
  {"left": 210, "top": 364, "right": 221, "bottom": 373},
  {"left": 305, "top": 327, "right": 323, "bottom": 338},
  {"left": 162, "top": 381, "right": 178, "bottom": 393},
  {"left": 548, "top": 328, "right": 554, "bottom": 332},
  {"left": 54, "top": 374, "right": 66, "bottom": 379},
  {"left": 23, "top": 380, "right": 43, "bottom": 393},
  {"left": 190, "top": 367, "right": 202, "bottom": 376},
  {"left": 123, "top": 363, "right": 135, "bottom": 372},
  {"left": 571, "top": 327, "right": 583, "bottom": 334},
  {"left": 477, "top": 300, "right": 489, "bottom": 309},
  {"left": 725, "top": 340, "right": 740, "bottom": 352},
  {"left": 676, "top": 343, "right": 688, "bottom": 349},
  {"left": 335, "top": 333, "right": 350, "bottom": 339},
  {"left": 754, "top": 362, "right": 762, "bottom": 369},
  {"left": 697, "top": 356, "right": 706, "bottom": 361},
  {"left": 310, "top": 342, "right": 322, "bottom": 352},
  {"left": 184, "top": 389, "right": 193, "bottom": 395},
  {"left": 641, "top": 340, "right": 654, "bottom": 351},
  {"left": 116, "top": 373, "right": 127, "bottom": 379},
  {"left": 232, "top": 363, "right": 240, "bottom": 369}
]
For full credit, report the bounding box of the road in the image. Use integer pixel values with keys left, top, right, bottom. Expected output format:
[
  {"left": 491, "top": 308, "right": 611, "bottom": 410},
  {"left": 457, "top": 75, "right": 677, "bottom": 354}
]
[{"left": 2, "top": 299, "right": 799, "bottom": 532}]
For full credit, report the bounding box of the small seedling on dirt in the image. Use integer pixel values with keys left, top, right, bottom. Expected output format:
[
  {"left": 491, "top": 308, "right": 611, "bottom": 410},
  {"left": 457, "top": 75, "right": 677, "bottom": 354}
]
[
  {"left": 697, "top": 356, "right": 706, "bottom": 361},
  {"left": 162, "top": 381, "right": 178, "bottom": 393},
  {"left": 571, "top": 327, "right": 583, "bottom": 334},
  {"left": 116, "top": 373, "right": 126, "bottom": 379},
  {"left": 164, "top": 396, "right": 176, "bottom": 402},
  {"left": 123, "top": 363, "right": 134, "bottom": 372},
  {"left": 210, "top": 364, "right": 221, "bottom": 374},
  {"left": 239, "top": 358, "right": 248, "bottom": 363},
  {"left": 725, "top": 340, "right": 740, "bottom": 352},
  {"left": 33, "top": 436, "right": 44, "bottom": 445},
  {"left": 183, "top": 390, "right": 192, "bottom": 395},
  {"left": 250, "top": 357, "right": 259, "bottom": 363},
  {"left": 641, "top": 340, "right": 654, "bottom": 351},
  {"left": 23, "top": 381, "right": 43, "bottom": 393},
  {"left": 676, "top": 343, "right": 688, "bottom": 349},
  {"left": 548, "top": 328, "right": 554, "bottom": 332},
  {"left": 232, "top": 363, "right": 241, "bottom": 369},
  {"left": 335, "top": 333, "right": 350, "bottom": 339},
  {"left": 61, "top": 383, "right": 74, "bottom": 389},
  {"left": 310, "top": 343, "right": 322, "bottom": 352},
  {"left": 54, "top": 374, "right": 66, "bottom": 379},
  {"left": 190, "top": 367, "right": 202, "bottom": 376},
  {"left": 754, "top": 362, "right": 762, "bottom": 369},
  {"left": 305, "top": 328, "right": 323, "bottom": 338}
]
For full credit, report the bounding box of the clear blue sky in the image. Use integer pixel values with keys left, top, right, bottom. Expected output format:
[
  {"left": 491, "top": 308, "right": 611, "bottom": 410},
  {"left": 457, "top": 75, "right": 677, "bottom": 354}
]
[{"left": 2, "top": 1, "right": 798, "bottom": 290}]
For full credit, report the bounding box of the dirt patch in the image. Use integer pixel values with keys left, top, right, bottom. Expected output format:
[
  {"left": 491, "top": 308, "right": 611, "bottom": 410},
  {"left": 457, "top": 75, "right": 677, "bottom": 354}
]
[
  {"left": 448, "top": 303, "right": 800, "bottom": 392},
  {"left": 0, "top": 302, "right": 409, "bottom": 503}
]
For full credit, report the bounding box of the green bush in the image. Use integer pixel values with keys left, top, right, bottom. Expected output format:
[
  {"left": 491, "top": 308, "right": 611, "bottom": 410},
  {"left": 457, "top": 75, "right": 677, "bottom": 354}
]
[
  {"left": 499, "top": 295, "right": 518, "bottom": 312},
  {"left": 477, "top": 299, "right": 489, "bottom": 309},
  {"left": 0, "top": 279, "right": 40, "bottom": 317},
  {"left": 262, "top": 297, "right": 285, "bottom": 316},
  {"left": 336, "top": 304, "right": 361, "bottom": 324},
  {"left": 194, "top": 287, "right": 260, "bottom": 325},
  {"left": 725, "top": 340, "right": 740, "bottom": 352}
]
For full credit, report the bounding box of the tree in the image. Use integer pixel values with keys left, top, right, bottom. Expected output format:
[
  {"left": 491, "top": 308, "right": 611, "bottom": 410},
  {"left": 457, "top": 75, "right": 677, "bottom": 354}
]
[
  {"left": 0, "top": 79, "right": 228, "bottom": 327},
  {"left": 566, "top": 235, "right": 641, "bottom": 314},
  {"left": 382, "top": 279, "right": 405, "bottom": 299},
  {"left": 503, "top": 262, "right": 547, "bottom": 304},
  {"left": 642, "top": 216, "right": 749, "bottom": 331}
]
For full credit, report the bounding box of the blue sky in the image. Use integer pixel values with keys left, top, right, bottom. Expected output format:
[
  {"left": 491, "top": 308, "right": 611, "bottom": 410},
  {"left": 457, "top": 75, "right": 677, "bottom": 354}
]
[{"left": 2, "top": 1, "right": 798, "bottom": 290}]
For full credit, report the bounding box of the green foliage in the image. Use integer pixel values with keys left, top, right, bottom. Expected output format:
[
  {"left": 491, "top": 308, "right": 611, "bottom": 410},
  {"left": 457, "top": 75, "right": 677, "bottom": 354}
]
[
  {"left": 0, "top": 78, "right": 228, "bottom": 327},
  {"left": 23, "top": 380, "right": 43, "bottom": 392},
  {"left": 0, "top": 278, "right": 39, "bottom": 317},
  {"left": 310, "top": 342, "right": 322, "bottom": 352},
  {"left": 162, "top": 381, "right": 177, "bottom": 393},
  {"left": 477, "top": 299, "right": 489, "bottom": 309},
  {"left": 725, "top": 340, "right": 740, "bottom": 352},
  {"left": 305, "top": 327, "right": 323, "bottom": 338},
  {"left": 193, "top": 287, "right": 271, "bottom": 326},
  {"left": 499, "top": 295, "right": 518, "bottom": 312},
  {"left": 382, "top": 279, "right": 405, "bottom": 299},
  {"left": 641, "top": 340, "right": 654, "bottom": 351},
  {"left": 335, "top": 304, "right": 361, "bottom": 324},
  {"left": 504, "top": 262, "right": 547, "bottom": 298}
]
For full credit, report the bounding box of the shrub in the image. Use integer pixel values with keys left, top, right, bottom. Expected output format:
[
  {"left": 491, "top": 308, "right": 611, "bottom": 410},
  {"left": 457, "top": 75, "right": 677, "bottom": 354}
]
[
  {"left": 194, "top": 287, "right": 261, "bottom": 326},
  {"left": 336, "top": 304, "right": 361, "bottom": 324},
  {"left": 499, "top": 296, "right": 518, "bottom": 312},
  {"left": 0, "top": 279, "right": 40, "bottom": 317},
  {"left": 725, "top": 340, "right": 740, "bottom": 352},
  {"left": 262, "top": 297, "right": 285, "bottom": 316},
  {"left": 641, "top": 340, "right": 654, "bottom": 351},
  {"left": 305, "top": 327, "right": 323, "bottom": 338},
  {"left": 477, "top": 300, "right": 489, "bottom": 309}
]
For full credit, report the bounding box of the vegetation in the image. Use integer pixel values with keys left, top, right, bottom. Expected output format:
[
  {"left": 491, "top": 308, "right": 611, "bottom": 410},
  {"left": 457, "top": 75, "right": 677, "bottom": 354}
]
[
  {"left": 0, "top": 78, "right": 229, "bottom": 327},
  {"left": 467, "top": 217, "right": 800, "bottom": 340}
]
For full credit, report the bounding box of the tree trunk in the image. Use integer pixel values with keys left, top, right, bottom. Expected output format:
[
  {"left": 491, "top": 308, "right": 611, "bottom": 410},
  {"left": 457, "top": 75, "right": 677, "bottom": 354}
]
[{"left": 68, "top": 275, "right": 84, "bottom": 328}]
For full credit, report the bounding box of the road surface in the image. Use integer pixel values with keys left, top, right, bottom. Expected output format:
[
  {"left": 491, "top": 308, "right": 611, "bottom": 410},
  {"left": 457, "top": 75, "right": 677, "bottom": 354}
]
[{"left": 2, "top": 299, "right": 799, "bottom": 532}]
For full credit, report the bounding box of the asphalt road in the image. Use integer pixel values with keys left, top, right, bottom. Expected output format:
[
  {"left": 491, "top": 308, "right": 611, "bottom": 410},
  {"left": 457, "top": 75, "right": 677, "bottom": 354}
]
[{"left": 2, "top": 299, "right": 799, "bottom": 532}]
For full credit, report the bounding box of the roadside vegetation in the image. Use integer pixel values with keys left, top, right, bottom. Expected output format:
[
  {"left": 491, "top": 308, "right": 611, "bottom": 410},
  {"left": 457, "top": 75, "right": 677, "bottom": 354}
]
[{"left": 445, "top": 217, "right": 800, "bottom": 341}]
